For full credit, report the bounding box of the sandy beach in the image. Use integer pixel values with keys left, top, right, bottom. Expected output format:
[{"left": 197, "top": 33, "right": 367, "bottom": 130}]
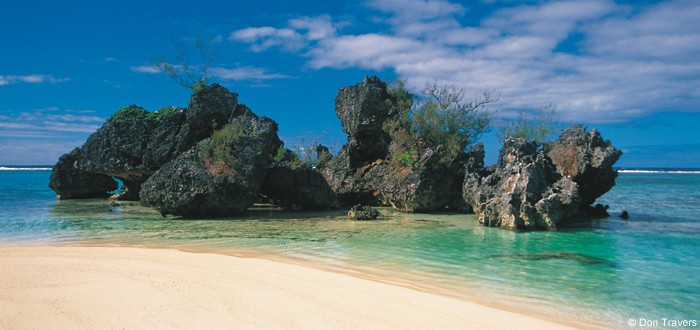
[{"left": 0, "top": 246, "right": 579, "bottom": 329}]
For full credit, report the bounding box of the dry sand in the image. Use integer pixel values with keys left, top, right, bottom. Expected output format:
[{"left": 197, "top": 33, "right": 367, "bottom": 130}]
[{"left": 0, "top": 246, "right": 578, "bottom": 329}]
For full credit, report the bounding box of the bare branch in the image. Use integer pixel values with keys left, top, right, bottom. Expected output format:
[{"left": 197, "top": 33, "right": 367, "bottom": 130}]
[{"left": 152, "top": 36, "right": 217, "bottom": 91}]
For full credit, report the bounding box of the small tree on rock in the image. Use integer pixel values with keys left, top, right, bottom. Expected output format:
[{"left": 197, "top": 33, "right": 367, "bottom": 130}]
[
  {"left": 153, "top": 36, "right": 217, "bottom": 92},
  {"left": 386, "top": 80, "right": 498, "bottom": 166}
]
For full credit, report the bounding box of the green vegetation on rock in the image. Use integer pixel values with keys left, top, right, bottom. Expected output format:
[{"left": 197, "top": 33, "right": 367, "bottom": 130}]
[
  {"left": 147, "top": 106, "right": 180, "bottom": 121},
  {"left": 109, "top": 105, "right": 149, "bottom": 124},
  {"left": 109, "top": 105, "right": 180, "bottom": 124},
  {"left": 385, "top": 80, "right": 497, "bottom": 168},
  {"left": 198, "top": 120, "right": 245, "bottom": 166},
  {"left": 497, "top": 105, "right": 560, "bottom": 145}
]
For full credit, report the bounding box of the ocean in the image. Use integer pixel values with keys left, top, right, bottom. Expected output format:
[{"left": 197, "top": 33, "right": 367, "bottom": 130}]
[{"left": 1, "top": 166, "right": 698, "bottom": 328}]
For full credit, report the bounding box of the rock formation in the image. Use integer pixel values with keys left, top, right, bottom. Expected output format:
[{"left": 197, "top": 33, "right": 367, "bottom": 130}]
[
  {"left": 320, "top": 76, "right": 392, "bottom": 205},
  {"left": 261, "top": 148, "right": 339, "bottom": 210},
  {"left": 58, "top": 83, "right": 235, "bottom": 200},
  {"left": 546, "top": 125, "right": 622, "bottom": 207},
  {"left": 49, "top": 148, "right": 118, "bottom": 199},
  {"left": 379, "top": 146, "right": 467, "bottom": 212},
  {"left": 49, "top": 83, "right": 337, "bottom": 216},
  {"left": 463, "top": 126, "right": 621, "bottom": 230},
  {"left": 49, "top": 77, "right": 621, "bottom": 227},
  {"left": 347, "top": 204, "right": 379, "bottom": 220},
  {"left": 320, "top": 76, "right": 467, "bottom": 211},
  {"left": 139, "top": 114, "right": 280, "bottom": 217}
]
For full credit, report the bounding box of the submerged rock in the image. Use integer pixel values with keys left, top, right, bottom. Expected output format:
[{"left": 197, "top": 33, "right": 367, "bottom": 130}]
[
  {"left": 491, "top": 252, "right": 614, "bottom": 267},
  {"left": 347, "top": 204, "right": 379, "bottom": 220}
]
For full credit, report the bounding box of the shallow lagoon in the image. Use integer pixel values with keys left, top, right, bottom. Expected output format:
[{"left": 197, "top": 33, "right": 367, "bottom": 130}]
[{"left": 1, "top": 169, "right": 699, "bottom": 328}]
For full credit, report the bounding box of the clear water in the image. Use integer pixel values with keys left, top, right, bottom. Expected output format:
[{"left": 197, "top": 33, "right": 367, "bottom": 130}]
[{"left": 1, "top": 168, "right": 699, "bottom": 328}]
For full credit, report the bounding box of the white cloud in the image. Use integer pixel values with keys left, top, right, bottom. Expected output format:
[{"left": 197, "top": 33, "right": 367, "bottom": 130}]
[
  {"left": 0, "top": 74, "right": 70, "bottom": 86},
  {"left": 229, "top": 26, "right": 305, "bottom": 52},
  {"left": 365, "top": 0, "right": 464, "bottom": 21},
  {"left": 210, "top": 67, "right": 289, "bottom": 81},
  {"left": 130, "top": 65, "right": 161, "bottom": 74},
  {"left": 0, "top": 109, "right": 105, "bottom": 135},
  {"left": 308, "top": 34, "right": 444, "bottom": 70},
  {"left": 231, "top": 0, "right": 700, "bottom": 123},
  {"left": 289, "top": 16, "right": 336, "bottom": 41},
  {"left": 230, "top": 16, "right": 337, "bottom": 52},
  {"left": 131, "top": 64, "right": 289, "bottom": 82},
  {"left": 0, "top": 139, "right": 86, "bottom": 165}
]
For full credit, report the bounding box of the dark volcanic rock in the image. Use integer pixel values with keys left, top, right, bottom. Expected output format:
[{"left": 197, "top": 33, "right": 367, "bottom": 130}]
[
  {"left": 464, "top": 138, "right": 581, "bottom": 230},
  {"left": 48, "top": 148, "right": 118, "bottom": 199},
  {"left": 347, "top": 204, "right": 379, "bottom": 220},
  {"left": 546, "top": 125, "right": 622, "bottom": 206},
  {"left": 322, "top": 76, "right": 469, "bottom": 211},
  {"left": 139, "top": 115, "right": 280, "bottom": 217},
  {"left": 50, "top": 84, "right": 237, "bottom": 200},
  {"left": 261, "top": 149, "right": 338, "bottom": 210},
  {"left": 321, "top": 76, "right": 395, "bottom": 206},
  {"left": 186, "top": 83, "right": 238, "bottom": 138},
  {"left": 379, "top": 147, "right": 465, "bottom": 212},
  {"left": 320, "top": 148, "right": 389, "bottom": 206},
  {"left": 335, "top": 76, "right": 392, "bottom": 167}
]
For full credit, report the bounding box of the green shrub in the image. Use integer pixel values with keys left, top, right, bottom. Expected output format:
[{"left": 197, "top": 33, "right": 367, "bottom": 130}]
[
  {"left": 384, "top": 80, "right": 497, "bottom": 167},
  {"left": 393, "top": 148, "right": 419, "bottom": 170},
  {"left": 497, "top": 105, "right": 559, "bottom": 144},
  {"left": 109, "top": 105, "right": 148, "bottom": 124},
  {"left": 198, "top": 120, "right": 245, "bottom": 166},
  {"left": 291, "top": 133, "right": 332, "bottom": 168},
  {"left": 145, "top": 106, "right": 180, "bottom": 121},
  {"left": 109, "top": 105, "right": 180, "bottom": 124}
]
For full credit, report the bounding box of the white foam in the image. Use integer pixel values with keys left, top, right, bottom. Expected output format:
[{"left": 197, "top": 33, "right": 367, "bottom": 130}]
[
  {"left": 618, "top": 169, "right": 700, "bottom": 174},
  {"left": 0, "top": 167, "right": 52, "bottom": 171}
]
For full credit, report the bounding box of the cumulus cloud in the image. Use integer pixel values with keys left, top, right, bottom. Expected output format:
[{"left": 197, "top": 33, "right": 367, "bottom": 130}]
[
  {"left": 0, "top": 108, "right": 104, "bottom": 134},
  {"left": 0, "top": 139, "right": 86, "bottom": 165},
  {"left": 230, "top": 26, "right": 306, "bottom": 52},
  {"left": 230, "top": 0, "right": 700, "bottom": 123},
  {"left": 210, "top": 67, "right": 289, "bottom": 81},
  {"left": 0, "top": 74, "right": 70, "bottom": 86},
  {"left": 230, "top": 16, "right": 337, "bottom": 52},
  {"left": 130, "top": 65, "right": 161, "bottom": 74},
  {"left": 131, "top": 64, "right": 288, "bottom": 82}
]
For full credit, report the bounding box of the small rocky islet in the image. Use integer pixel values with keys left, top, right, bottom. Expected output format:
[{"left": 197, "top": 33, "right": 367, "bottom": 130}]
[{"left": 49, "top": 76, "right": 621, "bottom": 231}]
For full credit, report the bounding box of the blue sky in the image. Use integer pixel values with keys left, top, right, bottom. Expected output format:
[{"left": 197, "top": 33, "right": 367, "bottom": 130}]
[{"left": 1, "top": 0, "right": 699, "bottom": 167}]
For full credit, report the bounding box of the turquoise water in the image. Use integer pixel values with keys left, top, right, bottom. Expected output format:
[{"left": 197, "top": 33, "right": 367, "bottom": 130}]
[{"left": 1, "top": 168, "right": 699, "bottom": 328}]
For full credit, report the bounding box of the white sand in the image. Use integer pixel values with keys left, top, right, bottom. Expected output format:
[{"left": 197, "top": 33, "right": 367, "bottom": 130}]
[{"left": 0, "top": 246, "right": 580, "bottom": 329}]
